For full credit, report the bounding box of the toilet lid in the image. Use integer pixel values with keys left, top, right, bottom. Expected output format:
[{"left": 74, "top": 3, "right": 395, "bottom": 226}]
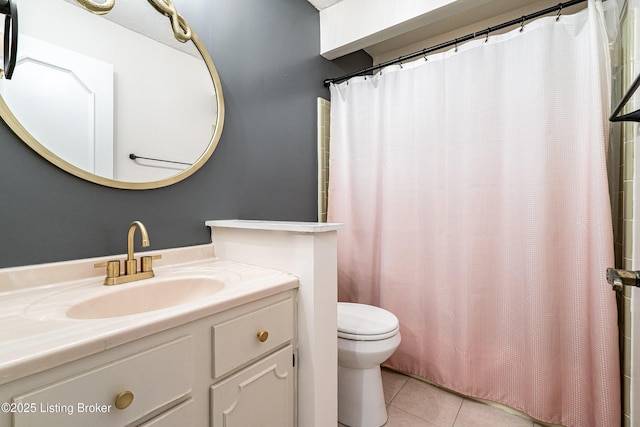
[{"left": 337, "top": 302, "right": 399, "bottom": 341}]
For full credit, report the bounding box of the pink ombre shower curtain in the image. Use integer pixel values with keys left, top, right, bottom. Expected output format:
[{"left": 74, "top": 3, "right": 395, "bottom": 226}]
[{"left": 328, "top": 2, "right": 620, "bottom": 426}]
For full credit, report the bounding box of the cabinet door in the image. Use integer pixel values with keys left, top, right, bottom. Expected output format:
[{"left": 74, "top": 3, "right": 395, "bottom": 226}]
[{"left": 211, "top": 345, "right": 295, "bottom": 427}]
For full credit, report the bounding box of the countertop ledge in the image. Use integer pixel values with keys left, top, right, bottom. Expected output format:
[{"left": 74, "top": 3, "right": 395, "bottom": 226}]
[
  {"left": 206, "top": 219, "right": 344, "bottom": 233},
  {"left": 0, "top": 244, "right": 298, "bottom": 386}
]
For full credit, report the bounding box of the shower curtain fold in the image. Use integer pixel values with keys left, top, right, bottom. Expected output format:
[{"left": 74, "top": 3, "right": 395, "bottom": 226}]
[{"left": 328, "top": 2, "right": 620, "bottom": 426}]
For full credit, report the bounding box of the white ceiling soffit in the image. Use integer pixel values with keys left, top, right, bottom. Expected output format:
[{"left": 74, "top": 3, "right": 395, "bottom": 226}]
[
  {"left": 316, "top": 0, "right": 583, "bottom": 60},
  {"left": 307, "top": 0, "right": 343, "bottom": 11}
]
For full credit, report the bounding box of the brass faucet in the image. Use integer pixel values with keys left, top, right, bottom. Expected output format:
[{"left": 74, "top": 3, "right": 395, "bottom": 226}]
[{"left": 94, "top": 221, "right": 162, "bottom": 286}]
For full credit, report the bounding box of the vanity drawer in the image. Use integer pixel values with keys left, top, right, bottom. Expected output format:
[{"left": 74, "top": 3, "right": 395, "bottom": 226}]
[
  {"left": 138, "top": 398, "right": 193, "bottom": 427},
  {"left": 13, "top": 336, "right": 191, "bottom": 427},
  {"left": 212, "top": 298, "right": 294, "bottom": 378}
]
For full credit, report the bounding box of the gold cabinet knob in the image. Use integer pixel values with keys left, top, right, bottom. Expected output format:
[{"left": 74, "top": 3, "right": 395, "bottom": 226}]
[
  {"left": 114, "top": 390, "right": 134, "bottom": 410},
  {"left": 257, "top": 331, "right": 269, "bottom": 343}
]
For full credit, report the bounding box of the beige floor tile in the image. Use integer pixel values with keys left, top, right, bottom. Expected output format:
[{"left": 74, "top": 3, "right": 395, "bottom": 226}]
[
  {"left": 453, "top": 399, "right": 533, "bottom": 427},
  {"left": 341, "top": 370, "right": 546, "bottom": 427},
  {"left": 385, "top": 405, "right": 437, "bottom": 427},
  {"left": 382, "top": 368, "right": 409, "bottom": 404},
  {"left": 390, "top": 378, "right": 463, "bottom": 427}
]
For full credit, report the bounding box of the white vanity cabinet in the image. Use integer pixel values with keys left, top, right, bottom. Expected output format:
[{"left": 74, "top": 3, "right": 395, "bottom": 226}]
[{"left": 0, "top": 289, "right": 297, "bottom": 427}]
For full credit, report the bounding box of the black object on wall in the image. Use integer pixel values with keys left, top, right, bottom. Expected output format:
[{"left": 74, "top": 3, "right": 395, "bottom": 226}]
[
  {"left": 0, "top": 0, "right": 372, "bottom": 268},
  {"left": 610, "top": 72, "right": 640, "bottom": 122},
  {"left": 0, "top": 0, "right": 17, "bottom": 79}
]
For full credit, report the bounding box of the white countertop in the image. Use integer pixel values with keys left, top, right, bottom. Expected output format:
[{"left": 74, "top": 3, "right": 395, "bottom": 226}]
[
  {"left": 206, "top": 219, "right": 343, "bottom": 233},
  {"left": 0, "top": 244, "right": 298, "bottom": 385}
]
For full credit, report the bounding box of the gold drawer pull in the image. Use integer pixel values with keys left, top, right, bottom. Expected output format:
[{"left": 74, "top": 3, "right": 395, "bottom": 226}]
[
  {"left": 115, "top": 390, "right": 134, "bottom": 410},
  {"left": 257, "top": 331, "right": 269, "bottom": 343}
]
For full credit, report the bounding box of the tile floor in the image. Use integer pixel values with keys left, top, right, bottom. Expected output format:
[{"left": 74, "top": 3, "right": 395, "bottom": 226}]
[{"left": 338, "top": 368, "right": 546, "bottom": 427}]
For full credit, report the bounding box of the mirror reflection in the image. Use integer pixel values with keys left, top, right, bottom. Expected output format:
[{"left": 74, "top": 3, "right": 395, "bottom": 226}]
[{"left": 0, "top": 0, "right": 224, "bottom": 188}]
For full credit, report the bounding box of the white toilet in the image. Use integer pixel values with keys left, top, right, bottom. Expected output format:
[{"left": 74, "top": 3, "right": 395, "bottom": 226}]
[{"left": 337, "top": 302, "right": 401, "bottom": 427}]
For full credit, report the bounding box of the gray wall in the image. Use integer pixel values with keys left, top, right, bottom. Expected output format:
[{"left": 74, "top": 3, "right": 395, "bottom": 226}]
[{"left": 0, "top": 0, "right": 371, "bottom": 268}]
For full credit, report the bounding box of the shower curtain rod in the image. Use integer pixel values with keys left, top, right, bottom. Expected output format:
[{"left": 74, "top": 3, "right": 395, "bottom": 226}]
[{"left": 323, "top": 0, "right": 587, "bottom": 87}]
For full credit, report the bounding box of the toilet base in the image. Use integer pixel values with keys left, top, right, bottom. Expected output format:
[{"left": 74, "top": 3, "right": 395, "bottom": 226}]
[{"left": 338, "top": 364, "right": 387, "bottom": 427}]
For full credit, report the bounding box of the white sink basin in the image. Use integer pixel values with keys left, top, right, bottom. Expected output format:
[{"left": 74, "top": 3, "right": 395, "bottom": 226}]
[{"left": 66, "top": 275, "right": 226, "bottom": 319}]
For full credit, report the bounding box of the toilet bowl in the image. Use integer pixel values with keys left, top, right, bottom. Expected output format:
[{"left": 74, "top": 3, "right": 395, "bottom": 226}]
[{"left": 337, "top": 302, "right": 401, "bottom": 427}]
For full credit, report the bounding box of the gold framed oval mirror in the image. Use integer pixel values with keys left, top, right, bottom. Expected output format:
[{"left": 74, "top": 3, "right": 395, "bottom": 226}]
[{"left": 0, "top": 0, "right": 224, "bottom": 190}]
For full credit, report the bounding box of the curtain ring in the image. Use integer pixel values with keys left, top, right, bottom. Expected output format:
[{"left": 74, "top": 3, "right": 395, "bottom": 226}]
[
  {"left": 454, "top": 38, "right": 458, "bottom": 52},
  {"left": 556, "top": 4, "right": 562, "bottom": 21},
  {"left": 519, "top": 16, "right": 525, "bottom": 32},
  {"left": 485, "top": 30, "right": 490, "bottom": 43}
]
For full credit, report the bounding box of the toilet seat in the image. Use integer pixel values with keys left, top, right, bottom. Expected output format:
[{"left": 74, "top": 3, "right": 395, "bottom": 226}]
[{"left": 338, "top": 302, "right": 399, "bottom": 341}]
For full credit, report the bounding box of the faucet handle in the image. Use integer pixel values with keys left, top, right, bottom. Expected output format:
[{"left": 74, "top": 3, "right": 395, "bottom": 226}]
[
  {"left": 141, "top": 255, "right": 162, "bottom": 273},
  {"left": 94, "top": 260, "right": 121, "bottom": 279}
]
